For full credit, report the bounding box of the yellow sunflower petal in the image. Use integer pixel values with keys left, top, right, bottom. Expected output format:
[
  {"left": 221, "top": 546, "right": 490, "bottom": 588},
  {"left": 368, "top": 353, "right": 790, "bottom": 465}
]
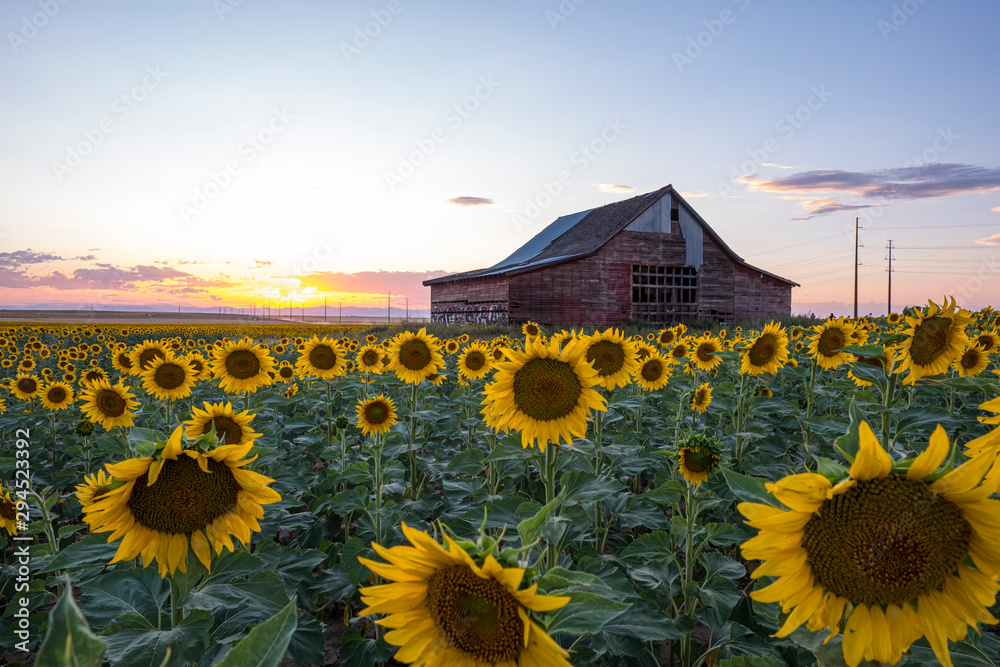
[
  {"left": 850, "top": 421, "right": 892, "bottom": 481},
  {"left": 907, "top": 424, "right": 949, "bottom": 480}
]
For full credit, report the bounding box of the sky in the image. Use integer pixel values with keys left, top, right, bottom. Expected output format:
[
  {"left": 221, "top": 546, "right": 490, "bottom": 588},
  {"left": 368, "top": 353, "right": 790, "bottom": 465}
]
[{"left": 1, "top": 0, "right": 999, "bottom": 317}]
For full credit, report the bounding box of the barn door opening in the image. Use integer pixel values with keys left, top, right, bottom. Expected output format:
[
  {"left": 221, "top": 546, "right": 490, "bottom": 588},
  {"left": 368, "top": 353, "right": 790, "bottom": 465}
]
[{"left": 631, "top": 264, "right": 697, "bottom": 324}]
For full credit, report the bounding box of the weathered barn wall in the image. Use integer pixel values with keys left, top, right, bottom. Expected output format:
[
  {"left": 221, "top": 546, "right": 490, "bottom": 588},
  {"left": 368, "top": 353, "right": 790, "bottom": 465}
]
[
  {"left": 732, "top": 265, "right": 792, "bottom": 321},
  {"left": 429, "top": 278, "right": 509, "bottom": 324}
]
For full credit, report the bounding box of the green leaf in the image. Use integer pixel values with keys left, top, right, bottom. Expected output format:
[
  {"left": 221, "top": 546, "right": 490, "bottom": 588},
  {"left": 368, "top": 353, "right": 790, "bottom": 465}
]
[
  {"left": 338, "top": 629, "right": 392, "bottom": 667},
  {"left": 517, "top": 489, "right": 563, "bottom": 547},
  {"left": 720, "top": 468, "right": 773, "bottom": 505},
  {"left": 559, "top": 470, "right": 626, "bottom": 506},
  {"left": 716, "top": 657, "right": 785, "bottom": 667},
  {"left": 602, "top": 605, "right": 694, "bottom": 641},
  {"left": 445, "top": 448, "right": 486, "bottom": 476},
  {"left": 545, "top": 591, "right": 630, "bottom": 636},
  {"left": 214, "top": 598, "right": 298, "bottom": 667},
  {"left": 43, "top": 533, "right": 120, "bottom": 572},
  {"left": 35, "top": 580, "right": 107, "bottom": 667},
  {"left": 79, "top": 568, "right": 167, "bottom": 630},
  {"left": 833, "top": 398, "right": 867, "bottom": 462},
  {"left": 703, "top": 522, "right": 749, "bottom": 548},
  {"left": 103, "top": 609, "right": 213, "bottom": 667}
]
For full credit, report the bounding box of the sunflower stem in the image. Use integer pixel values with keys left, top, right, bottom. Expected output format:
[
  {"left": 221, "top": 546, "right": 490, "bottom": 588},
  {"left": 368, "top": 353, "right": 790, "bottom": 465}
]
[
  {"left": 734, "top": 374, "right": 749, "bottom": 471},
  {"left": 372, "top": 431, "right": 384, "bottom": 547},
  {"left": 593, "top": 412, "right": 609, "bottom": 555},
  {"left": 679, "top": 482, "right": 700, "bottom": 666},
  {"left": 169, "top": 575, "right": 184, "bottom": 629},
  {"left": 406, "top": 381, "right": 422, "bottom": 500},
  {"left": 541, "top": 444, "right": 560, "bottom": 571},
  {"left": 325, "top": 380, "right": 333, "bottom": 449}
]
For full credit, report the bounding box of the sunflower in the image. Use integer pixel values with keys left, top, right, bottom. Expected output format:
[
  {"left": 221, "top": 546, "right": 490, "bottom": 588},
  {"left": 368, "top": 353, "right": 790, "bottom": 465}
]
[
  {"left": 739, "top": 422, "right": 1000, "bottom": 667},
  {"left": 886, "top": 312, "right": 903, "bottom": 326},
  {"left": 444, "top": 339, "right": 460, "bottom": 354},
  {"left": 11, "top": 372, "right": 41, "bottom": 401},
  {"left": 971, "top": 330, "right": 999, "bottom": 353},
  {"left": 426, "top": 372, "right": 447, "bottom": 386},
  {"left": 211, "top": 337, "right": 275, "bottom": 394},
  {"left": 521, "top": 321, "right": 543, "bottom": 339},
  {"left": 457, "top": 341, "right": 492, "bottom": 380},
  {"left": 669, "top": 342, "right": 689, "bottom": 360},
  {"left": 677, "top": 434, "right": 722, "bottom": 486},
  {"left": 184, "top": 401, "right": 261, "bottom": 447},
  {"left": 691, "top": 383, "right": 712, "bottom": 413},
  {"left": 387, "top": 328, "right": 444, "bottom": 384},
  {"left": 274, "top": 362, "right": 295, "bottom": 383},
  {"left": 111, "top": 347, "right": 135, "bottom": 375},
  {"left": 632, "top": 352, "right": 672, "bottom": 391},
  {"left": 482, "top": 337, "right": 606, "bottom": 451},
  {"left": 359, "top": 523, "right": 571, "bottom": 667},
  {"left": 80, "top": 425, "right": 280, "bottom": 577},
  {"left": 356, "top": 394, "right": 398, "bottom": 436},
  {"left": 295, "top": 335, "right": 348, "bottom": 379},
  {"left": 79, "top": 380, "right": 141, "bottom": 430},
  {"left": 580, "top": 328, "right": 639, "bottom": 390},
  {"left": 81, "top": 367, "right": 109, "bottom": 387},
  {"left": 808, "top": 317, "right": 857, "bottom": 371},
  {"left": 184, "top": 352, "right": 209, "bottom": 381},
  {"left": 40, "top": 382, "right": 75, "bottom": 411},
  {"left": 356, "top": 344, "right": 385, "bottom": 374},
  {"left": 740, "top": 322, "right": 789, "bottom": 375},
  {"left": 952, "top": 343, "right": 989, "bottom": 377},
  {"left": 895, "top": 297, "right": 973, "bottom": 385},
  {"left": 128, "top": 340, "right": 168, "bottom": 374},
  {"left": 141, "top": 353, "right": 196, "bottom": 401},
  {"left": 1, "top": 487, "right": 18, "bottom": 535},
  {"left": 285, "top": 383, "right": 298, "bottom": 398},
  {"left": 689, "top": 336, "right": 722, "bottom": 372},
  {"left": 74, "top": 469, "right": 115, "bottom": 506}
]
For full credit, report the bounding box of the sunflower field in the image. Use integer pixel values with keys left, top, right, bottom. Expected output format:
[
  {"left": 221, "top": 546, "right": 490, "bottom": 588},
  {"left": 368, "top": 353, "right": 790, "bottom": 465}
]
[{"left": 3, "top": 297, "right": 1000, "bottom": 667}]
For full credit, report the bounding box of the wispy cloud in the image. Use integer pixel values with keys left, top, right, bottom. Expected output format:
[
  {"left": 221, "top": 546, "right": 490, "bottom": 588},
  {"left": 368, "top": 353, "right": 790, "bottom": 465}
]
[
  {"left": 992, "top": 206, "right": 1000, "bottom": 213},
  {"left": 741, "top": 163, "right": 1000, "bottom": 219},
  {"left": 447, "top": 196, "right": 494, "bottom": 207},
  {"left": 678, "top": 191, "right": 709, "bottom": 198},
  {"left": 297, "top": 270, "right": 449, "bottom": 296},
  {"left": 975, "top": 233, "right": 1000, "bottom": 246},
  {"left": 596, "top": 184, "right": 634, "bottom": 193},
  {"left": 0, "top": 250, "right": 66, "bottom": 268},
  {"left": 762, "top": 162, "right": 794, "bottom": 169},
  {"left": 253, "top": 260, "right": 273, "bottom": 267}
]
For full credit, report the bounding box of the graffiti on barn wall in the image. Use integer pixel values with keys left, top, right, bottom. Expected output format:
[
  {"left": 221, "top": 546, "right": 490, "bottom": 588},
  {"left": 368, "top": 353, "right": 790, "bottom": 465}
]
[{"left": 431, "top": 302, "right": 508, "bottom": 325}]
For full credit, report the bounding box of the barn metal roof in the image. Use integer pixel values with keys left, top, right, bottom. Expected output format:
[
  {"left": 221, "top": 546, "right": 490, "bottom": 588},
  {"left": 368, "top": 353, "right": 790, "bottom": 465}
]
[{"left": 423, "top": 185, "right": 799, "bottom": 287}]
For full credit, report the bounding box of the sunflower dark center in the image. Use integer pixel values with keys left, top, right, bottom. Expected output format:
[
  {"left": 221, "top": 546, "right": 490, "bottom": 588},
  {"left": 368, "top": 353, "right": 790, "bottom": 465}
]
[
  {"left": 681, "top": 447, "right": 717, "bottom": 473},
  {"left": 17, "top": 378, "right": 37, "bottom": 394},
  {"left": 696, "top": 344, "right": 716, "bottom": 362},
  {"left": 0, "top": 497, "right": 16, "bottom": 520},
  {"left": 85, "top": 370, "right": 104, "bottom": 381},
  {"left": 660, "top": 332, "right": 674, "bottom": 345},
  {"left": 817, "top": 328, "right": 846, "bottom": 357},
  {"left": 309, "top": 344, "right": 337, "bottom": 370},
  {"left": 138, "top": 348, "right": 165, "bottom": 370},
  {"left": 364, "top": 401, "right": 391, "bottom": 425},
  {"left": 587, "top": 340, "right": 625, "bottom": 376},
  {"left": 694, "top": 388, "right": 709, "bottom": 406},
  {"left": 427, "top": 565, "right": 523, "bottom": 663},
  {"left": 225, "top": 350, "right": 261, "bottom": 379},
  {"left": 279, "top": 366, "right": 294, "bottom": 379},
  {"left": 465, "top": 351, "right": 486, "bottom": 371},
  {"left": 128, "top": 456, "right": 240, "bottom": 534},
  {"left": 671, "top": 345, "right": 687, "bottom": 358},
  {"left": 961, "top": 349, "right": 982, "bottom": 370},
  {"left": 96, "top": 389, "right": 126, "bottom": 417},
  {"left": 641, "top": 359, "right": 664, "bottom": 381},
  {"left": 748, "top": 334, "right": 778, "bottom": 367},
  {"left": 399, "top": 339, "right": 432, "bottom": 371},
  {"left": 512, "top": 357, "right": 582, "bottom": 421},
  {"left": 189, "top": 359, "right": 204, "bottom": 374},
  {"left": 909, "top": 316, "right": 953, "bottom": 367},
  {"left": 802, "top": 476, "right": 970, "bottom": 607},
  {"left": 976, "top": 335, "right": 995, "bottom": 351},
  {"left": 361, "top": 349, "right": 380, "bottom": 367},
  {"left": 153, "top": 363, "right": 186, "bottom": 390},
  {"left": 202, "top": 416, "right": 243, "bottom": 445},
  {"left": 117, "top": 353, "right": 133, "bottom": 369},
  {"left": 47, "top": 387, "right": 67, "bottom": 403},
  {"left": 857, "top": 356, "right": 885, "bottom": 370}
]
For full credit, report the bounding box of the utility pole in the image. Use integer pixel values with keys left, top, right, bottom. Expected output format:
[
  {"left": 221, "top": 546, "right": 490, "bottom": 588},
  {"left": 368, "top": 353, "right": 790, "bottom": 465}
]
[
  {"left": 886, "top": 239, "right": 894, "bottom": 314},
  {"left": 854, "top": 217, "right": 862, "bottom": 319}
]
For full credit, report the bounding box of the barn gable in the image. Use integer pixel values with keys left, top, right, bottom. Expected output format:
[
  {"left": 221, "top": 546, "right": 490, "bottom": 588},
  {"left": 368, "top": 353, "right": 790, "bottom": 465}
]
[{"left": 425, "top": 185, "right": 797, "bottom": 325}]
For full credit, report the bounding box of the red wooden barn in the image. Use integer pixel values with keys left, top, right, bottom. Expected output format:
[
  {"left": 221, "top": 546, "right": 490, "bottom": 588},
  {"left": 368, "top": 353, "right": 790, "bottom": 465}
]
[{"left": 424, "top": 185, "right": 798, "bottom": 327}]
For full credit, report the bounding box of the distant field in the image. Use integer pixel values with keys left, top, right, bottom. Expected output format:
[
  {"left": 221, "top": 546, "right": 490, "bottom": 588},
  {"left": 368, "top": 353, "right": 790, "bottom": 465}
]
[{"left": 0, "top": 309, "right": 429, "bottom": 326}]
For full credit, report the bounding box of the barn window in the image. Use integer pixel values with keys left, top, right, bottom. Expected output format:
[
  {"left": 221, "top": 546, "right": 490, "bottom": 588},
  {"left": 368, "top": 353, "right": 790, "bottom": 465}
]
[{"left": 631, "top": 265, "right": 697, "bottom": 324}]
